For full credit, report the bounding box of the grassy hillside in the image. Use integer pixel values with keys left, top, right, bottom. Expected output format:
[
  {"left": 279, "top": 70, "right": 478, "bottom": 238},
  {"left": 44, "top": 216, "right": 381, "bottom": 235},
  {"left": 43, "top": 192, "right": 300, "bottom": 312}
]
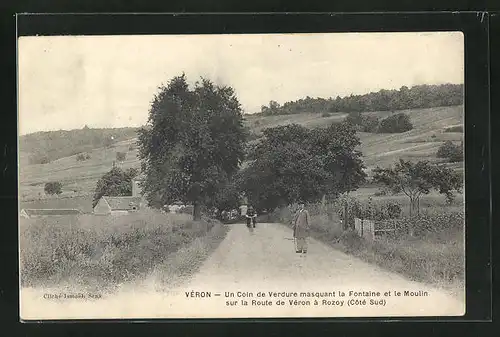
[
  {"left": 19, "top": 105, "right": 463, "bottom": 201},
  {"left": 19, "top": 137, "right": 141, "bottom": 200},
  {"left": 19, "top": 127, "right": 140, "bottom": 166}
]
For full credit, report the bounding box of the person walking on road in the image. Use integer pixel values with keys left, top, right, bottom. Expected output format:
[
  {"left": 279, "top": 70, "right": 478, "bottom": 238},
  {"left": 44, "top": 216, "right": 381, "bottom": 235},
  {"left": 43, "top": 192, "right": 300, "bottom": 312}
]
[{"left": 293, "top": 201, "right": 310, "bottom": 256}]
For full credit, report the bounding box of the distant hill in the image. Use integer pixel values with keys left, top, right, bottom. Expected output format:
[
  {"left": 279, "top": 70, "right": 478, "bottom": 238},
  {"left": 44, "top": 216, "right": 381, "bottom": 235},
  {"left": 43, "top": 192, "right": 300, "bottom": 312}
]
[
  {"left": 19, "top": 127, "right": 140, "bottom": 166},
  {"left": 18, "top": 105, "right": 463, "bottom": 201}
]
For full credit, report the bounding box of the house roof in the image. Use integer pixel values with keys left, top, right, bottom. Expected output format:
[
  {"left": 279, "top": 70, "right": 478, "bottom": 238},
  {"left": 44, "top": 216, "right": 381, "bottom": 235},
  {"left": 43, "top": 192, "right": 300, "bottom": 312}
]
[
  {"left": 22, "top": 209, "right": 81, "bottom": 216},
  {"left": 20, "top": 195, "right": 94, "bottom": 213},
  {"left": 101, "top": 196, "right": 142, "bottom": 210}
]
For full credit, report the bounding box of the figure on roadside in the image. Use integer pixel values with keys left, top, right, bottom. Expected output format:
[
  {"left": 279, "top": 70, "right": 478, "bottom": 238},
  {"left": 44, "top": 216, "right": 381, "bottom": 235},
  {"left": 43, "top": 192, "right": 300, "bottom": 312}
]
[{"left": 293, "top": 201, "right": 310, "bottom": 256}]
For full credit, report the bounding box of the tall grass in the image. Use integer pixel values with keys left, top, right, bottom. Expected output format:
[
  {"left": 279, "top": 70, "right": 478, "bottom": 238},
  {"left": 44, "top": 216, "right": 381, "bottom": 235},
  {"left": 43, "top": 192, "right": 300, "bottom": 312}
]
[
  {"left": 20, "top": 209, "right": 225, "bottom": 292},
  {"left": 267, "top": 201, "right": 464, "bottom": 290}
]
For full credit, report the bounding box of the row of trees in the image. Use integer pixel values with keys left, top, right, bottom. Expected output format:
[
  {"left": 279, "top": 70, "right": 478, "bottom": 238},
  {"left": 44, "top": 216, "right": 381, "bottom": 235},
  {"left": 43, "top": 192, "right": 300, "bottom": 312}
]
[
  {"left": 260, "top": 84, "right": 464, "bottom": 115},
  {"left": 87, "top": 74, "right": 462, "bottom": 221}
]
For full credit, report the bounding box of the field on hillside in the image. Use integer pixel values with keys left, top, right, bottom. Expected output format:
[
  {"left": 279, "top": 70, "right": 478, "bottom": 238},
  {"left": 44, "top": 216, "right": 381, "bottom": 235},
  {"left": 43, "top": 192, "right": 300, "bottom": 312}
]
[
  {"left": 244, "top": 111, "right": 347, "bottom": 136},
  {"left": 19, "top": 138, "right": 141, "bottom": 200},
  {"left": 19, "top": 105, "right": 463, "bottom": 201},
  {"left": 358, "top": 106, "right": 464, "bottom": 170}
]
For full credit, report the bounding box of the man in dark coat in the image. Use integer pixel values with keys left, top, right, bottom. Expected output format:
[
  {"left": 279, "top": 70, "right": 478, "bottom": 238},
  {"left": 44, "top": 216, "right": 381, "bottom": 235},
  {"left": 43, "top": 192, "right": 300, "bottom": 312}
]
[{"left": 293, "top": 202, "right": 310, "bottom": 256}]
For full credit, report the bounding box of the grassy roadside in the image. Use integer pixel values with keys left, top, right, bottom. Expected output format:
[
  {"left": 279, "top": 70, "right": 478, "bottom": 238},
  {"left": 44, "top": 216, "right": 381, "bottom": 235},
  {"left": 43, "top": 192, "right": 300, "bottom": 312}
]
[
  {"left": 265, "top": 207, "right": 465, "bottom": 299},
  {"left": 20, "top": 209, "right": 230, "bottom": 294},
  {"left": 148, "top": 221, "right": 230, "bottom": 291}
]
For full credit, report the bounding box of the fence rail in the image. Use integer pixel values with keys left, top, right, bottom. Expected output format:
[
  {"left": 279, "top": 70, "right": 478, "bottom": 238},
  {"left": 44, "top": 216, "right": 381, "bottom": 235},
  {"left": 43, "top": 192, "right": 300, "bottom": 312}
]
[{"left": 354, "top": 218, "right": 397, "bottom": 241}]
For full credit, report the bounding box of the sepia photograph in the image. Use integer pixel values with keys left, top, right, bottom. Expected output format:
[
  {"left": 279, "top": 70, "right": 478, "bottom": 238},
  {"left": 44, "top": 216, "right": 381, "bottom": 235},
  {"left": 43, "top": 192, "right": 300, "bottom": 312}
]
[{"left": 18, "top": 32, "right": 466, "bottom": 320}]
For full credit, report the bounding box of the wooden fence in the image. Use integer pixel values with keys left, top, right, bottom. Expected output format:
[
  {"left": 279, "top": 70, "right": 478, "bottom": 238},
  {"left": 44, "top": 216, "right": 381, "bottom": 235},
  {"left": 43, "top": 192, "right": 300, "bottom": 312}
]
[{"left": 354, "top": 218, "right": 397, "bottom": 241}]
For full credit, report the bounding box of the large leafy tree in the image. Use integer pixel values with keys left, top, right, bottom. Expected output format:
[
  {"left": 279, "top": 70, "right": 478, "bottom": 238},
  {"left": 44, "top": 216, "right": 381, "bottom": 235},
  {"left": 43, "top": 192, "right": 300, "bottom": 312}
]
[
  {"left": 92, "top": 167, "right": 138, "bottom": 207},
  {"left": 372, "top": 159, "right": 463, "bottom": 216},
  {"left": 240, "top": 122, "right": 366, "bottom": 212},
  {"left": 137, "top": 74, "right": 246, "bottom": 220}
]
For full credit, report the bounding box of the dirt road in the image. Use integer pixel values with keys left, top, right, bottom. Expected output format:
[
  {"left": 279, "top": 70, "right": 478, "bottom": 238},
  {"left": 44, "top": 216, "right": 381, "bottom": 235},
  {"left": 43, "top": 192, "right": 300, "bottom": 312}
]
[{"left": 21, "top": 223, "right": 465, "bottom": 320}]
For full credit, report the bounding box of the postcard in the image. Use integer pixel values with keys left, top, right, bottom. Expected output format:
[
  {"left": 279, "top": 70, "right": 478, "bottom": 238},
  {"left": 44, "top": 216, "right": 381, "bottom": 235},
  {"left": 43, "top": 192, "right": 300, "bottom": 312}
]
[{"left": 18, "top": 31, "right": 465, "bottom": 320}]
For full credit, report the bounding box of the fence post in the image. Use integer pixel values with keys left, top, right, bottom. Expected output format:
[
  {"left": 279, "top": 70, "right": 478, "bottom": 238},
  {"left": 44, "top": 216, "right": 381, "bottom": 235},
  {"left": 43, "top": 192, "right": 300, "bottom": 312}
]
[{"left": 343, "top": 202, "right": 349, "bottom": 231}]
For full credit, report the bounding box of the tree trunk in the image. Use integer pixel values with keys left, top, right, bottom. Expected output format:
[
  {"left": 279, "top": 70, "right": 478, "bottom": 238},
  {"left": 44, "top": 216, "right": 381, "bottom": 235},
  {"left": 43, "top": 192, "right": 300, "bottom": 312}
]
[
  {"left": 193, "top": 202, "right": 202, "bottom": 221},
  {"left": 408, "top": 197, "right": 418, "bottom": 237},
  {"left": 343, "top": 202, "right": 349, "bottom": 231}
]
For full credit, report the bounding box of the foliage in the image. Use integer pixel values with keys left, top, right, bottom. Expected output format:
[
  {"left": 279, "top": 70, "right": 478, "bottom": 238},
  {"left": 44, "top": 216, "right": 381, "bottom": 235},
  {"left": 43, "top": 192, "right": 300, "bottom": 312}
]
[
  {"left": 44, "top": 181, "right": 63, "bottom": 195},
  {"left": 92, "top": 167, "right": 139, "bottom": 207},
  {"left": 20, "top": 127, "right": 138, "bottom": 164},
  {"left": 259, "top": 84, "right": 463, "bottom": 116},
  {"left": 383, "top": 211, "right": 464, "bottom": 238},
  {"left": 351, "top": 198, "right": 402, "bottom": 221},
  {"left": 116, "top": 151, "right": 126, "bottom": 162},
  {"left": 137, "top": 74, "right": 246, "bottom": 220},
  {"left": 20, "top": 211, "right": 224, "bottom": 290},
  {"left": 76, "top": 152, "right": 91, "bottom": 162},
  {"left": 377, "top": 113, "right": 413, "bottom": 133},
  {"left": 360, "top": 115, "right": 380, "bottom": 132},
  {"left": 372, "top": 159, "right": 463, "bottom": 216},
  {"left": 240, "top": 122, "right": 366, "bottom": 212},
  {"left": 436, "top": 140, "right": 464, "bottom": 162},
  {"left": 207, "top": 178, "right": 241, "bottom": 217},
  {"left": 345, "top": 112, "right": 380, "bottom": 133}
]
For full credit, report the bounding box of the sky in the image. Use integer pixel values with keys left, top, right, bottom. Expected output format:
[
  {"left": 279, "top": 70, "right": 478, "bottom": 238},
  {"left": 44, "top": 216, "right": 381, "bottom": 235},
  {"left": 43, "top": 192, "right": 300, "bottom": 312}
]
[{"left": 18, "top": 32, "right": 464, "bottom": 135}]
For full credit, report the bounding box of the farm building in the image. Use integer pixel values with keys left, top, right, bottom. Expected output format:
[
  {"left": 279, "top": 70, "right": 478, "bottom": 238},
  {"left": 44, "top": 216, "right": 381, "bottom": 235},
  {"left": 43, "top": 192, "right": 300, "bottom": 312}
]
[
  {"left": 20, "top": 195, "right": 94, "bottom": 214},
  {"left": 20, "top": 208, "right": 81, "bottom": 219},
  {"left": 93, "top": 196, "right": 143, "bottom": 215}
]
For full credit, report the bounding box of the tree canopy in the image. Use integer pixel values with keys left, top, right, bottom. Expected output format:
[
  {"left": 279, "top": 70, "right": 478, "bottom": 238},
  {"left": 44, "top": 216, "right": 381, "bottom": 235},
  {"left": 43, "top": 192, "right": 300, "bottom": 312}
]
[
  {"left": 239, "top": 122, "right": 367, "bottom": 212},
  {"left": 137, "top": 74, "right": 247, "bottom": 220},
  {"left": 437, "top": 140, "right": 464, "bottom": 163},
  {"left": 44, "top": 181, "right": 62, "bottom": 195},
  {"left": 372, "top": 159, "right": 463, "bottom": 215},
  {"left": 259, "top": 84, "right": 463, "bottom": 115},
  {"left": 92, "top": 167, "right": 138, "bottom": 207}
]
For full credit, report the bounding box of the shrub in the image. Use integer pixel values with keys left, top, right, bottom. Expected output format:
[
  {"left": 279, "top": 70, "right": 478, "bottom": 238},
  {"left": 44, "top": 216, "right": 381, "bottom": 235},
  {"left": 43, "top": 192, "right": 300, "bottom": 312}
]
[
  {"left": 436, "top": 140, "right": 463, "bottom": 162},
  {"left": 116, "top": 151, "right": 126, "bottom": 162},
  {"left": 345, "top": 111, "right": 363, "bottom": 125},
  {"left": 44, "top": 181, "right": 62, "bottom": 195},
  {"left": 383, "top": 211, "right": 464, "bottom": 238},
  {"left": 76, "top": 152, "right": 91, "bottom": 161},
  {"left": 378, "top": 113, "right": 413, "bottom": 133},
  {"left": 351, "top": 198, "right": 402, "bottom": 222},
  {"left": 360, "top": 115, "right": 380, "bottom": 132}
]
